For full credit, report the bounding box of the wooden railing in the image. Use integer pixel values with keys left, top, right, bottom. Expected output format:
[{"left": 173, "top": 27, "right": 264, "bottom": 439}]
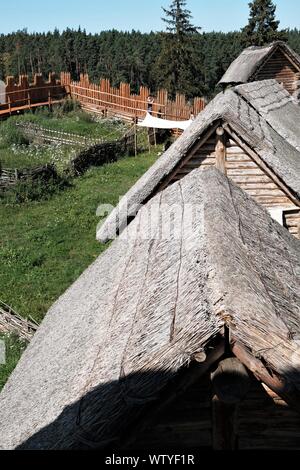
[
  {"left": 0, "top": 72, "right": 206, "bottom": 121},
  {"left": 0, "top": 73, "right": 66, "bottom": 117},
  {"left": 60, "top": 73, "right": 205, "bottom": 121}
]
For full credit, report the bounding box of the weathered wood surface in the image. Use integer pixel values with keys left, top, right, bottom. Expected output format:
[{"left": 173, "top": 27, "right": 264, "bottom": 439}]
[
  {"left": 0, "top": 301, "right": 38, "bottom": 341},
  {"left": 255, "top": 48, "right": 300, "bottom": 95},
  {"left": 97, "top": 80, "right": 300, "bottom": 243},
  {"left": 61, "top": 72, "right": 205, "bottom": 121},
  {"left": 0, "top": 164, "right": 57, "bottom": 190},
  {"left": 238, "top": 377, "right": 300, "bottom": 450},
  {"left": 219, "top": 42, "right": 300, "bottom": 102},
  {"left": 128, "top": 373, "right": 213, "bottom": 451},
  {"left": 0, "top": 73, "right": 66, "bottom": 117},
  {"left": 158, "top": 127, "right": 299, "bottom": 237}
]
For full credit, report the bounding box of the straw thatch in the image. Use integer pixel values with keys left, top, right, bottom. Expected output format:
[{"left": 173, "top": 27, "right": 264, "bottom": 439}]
[
  {"left": 218, "top": 41, "right": 300, "bottom": 86},
  {"left": 97, "top": 79, "right": 300, "bottom": 243},
  {"left": 0, "top": 167, "right": 299, "bottom": 450}
]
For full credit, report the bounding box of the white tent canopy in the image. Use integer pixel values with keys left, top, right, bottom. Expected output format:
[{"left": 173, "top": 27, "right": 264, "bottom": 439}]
[{"left": 138, "top": 112, "right": 193, "bottom": 131}]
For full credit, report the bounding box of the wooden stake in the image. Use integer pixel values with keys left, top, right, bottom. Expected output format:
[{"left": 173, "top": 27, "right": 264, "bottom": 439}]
[
  {"left": 215, "top": 127, "right": 226, "bottom": 174},
  {"left": 148, "top": 129, "right": 151, "bottom": 154},
  {"left": 134, "top": 124, "right": 137, "bottom": 157}
]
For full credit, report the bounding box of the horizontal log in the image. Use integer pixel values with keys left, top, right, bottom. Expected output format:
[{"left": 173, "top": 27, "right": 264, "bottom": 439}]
[
  {"left": 286, "top": 220, "right": 300, "bottom": 228},
  {"left": 254, "top": 196, "right": 291, "bottom": 203},
  {"left": 226, "top": 163, "right": 260, "bottom": 171},
  {"left": 284, "top": 211, "right": 300, "bottom": 219},
  {"left": 227, "top": 169, "right": 266, "bottom": 177},
  {"left": 245, "top": 189, "right": 286, "bottom": 197},
  {"left": 226, "top": 156, "right": 252, "bottom": 163},
  {"left": 238, "top": 183, "right": 278, "bottom": 190},
  {"left": 224, "top": 175, "right": 272, "bottom": 184}
]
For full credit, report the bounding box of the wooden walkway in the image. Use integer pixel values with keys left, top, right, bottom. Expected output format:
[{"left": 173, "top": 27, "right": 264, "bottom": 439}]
[
  {"left": 0, "top": 72, "right": 206, "bottom": 122},
  {"left": 0, "top": 99, "right": 64, "bottom": 118}
]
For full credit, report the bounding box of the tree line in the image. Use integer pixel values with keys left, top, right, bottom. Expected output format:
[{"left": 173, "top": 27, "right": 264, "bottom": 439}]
[{"left": 0, "top": 0, "right": 299, "bottom": 100}]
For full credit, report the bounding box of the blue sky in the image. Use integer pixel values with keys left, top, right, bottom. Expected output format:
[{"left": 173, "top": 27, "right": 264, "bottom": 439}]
[{"left": 1, "top": 0, "right": 299, "bottom": 34}]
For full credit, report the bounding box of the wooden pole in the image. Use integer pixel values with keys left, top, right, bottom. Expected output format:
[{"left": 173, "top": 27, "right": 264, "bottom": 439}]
[
  {"left": 134, "top": 124, "right": 137, "bottom": 157},
  {"left": 215, "top": 127, "right": 226, "bottom": 174},
  {"left": 148, "top": 129, "right": 151, "bottom": 154},
  {"left": 211, "top": 357, "right": 250, "bottom": 450},
  {"left": 153, "top": 127, "right": 157, "bottom": 148}
]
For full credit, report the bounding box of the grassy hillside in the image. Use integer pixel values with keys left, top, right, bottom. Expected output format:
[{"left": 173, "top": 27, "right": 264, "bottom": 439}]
[
  {"left": 0, "top": 149, "right": 159, "bottom": 389},
  {"left": 0, "top": 108, "right": 129, "bottom": 170}
]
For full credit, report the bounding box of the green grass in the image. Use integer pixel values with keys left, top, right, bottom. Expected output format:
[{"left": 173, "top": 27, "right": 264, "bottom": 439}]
[
  {"left": 15, "top": 109, "right": 129, "bottom": 139},
  {"left": 0, "top": 150, "right": 158, "bottom": 324},
  {"left": 0, "top": 334, "right": 27, "bottom": 391},
  {"left": 0, "top": 109, "right": 129, "bottom": 171},
  {"left": 0, "top": 142, "right": 78, "bottom": 170},
  {"left": 0, "top": 149, "right": 158, "bottom": 389}
]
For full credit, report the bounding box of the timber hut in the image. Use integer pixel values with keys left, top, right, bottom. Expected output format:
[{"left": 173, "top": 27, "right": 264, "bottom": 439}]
[
  {"left": 218, "top": 41, "right": 300, "bottom": 102},
  {"left": 0, "top": 168, "right": 300, "bottom": 450},
  {"left": 98, "top": 79, "right": 300, "bottom": 243}
]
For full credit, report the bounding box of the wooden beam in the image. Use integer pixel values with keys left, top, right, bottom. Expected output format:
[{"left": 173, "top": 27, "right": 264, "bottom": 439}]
[
  {"left": 215, "top": 127, "right": 226, "bottom": 175},
  {"left": 157, "top": 122, "right": 220, "bottom": 194},
  {"left": 211, "top": 357, "right": 250, "bottom": 404},
  {"left": 211, "top": 358, "right": 250, "bottom": 450},
  {"left": 212, "top": 396, "right": 239, "bottom": 450},
  {"left": 232, "top": 341, "right": 300, "bottom": 415},
  {"left": 223, "top": 123, "right": 300, "bottom": 208}
]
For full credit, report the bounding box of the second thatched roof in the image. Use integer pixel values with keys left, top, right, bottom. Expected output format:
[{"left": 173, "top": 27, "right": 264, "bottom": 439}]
[
  {"left": 218, "top": 41, "right": 300, "bottom": 86},
  {"left": 97, "top": 79, "right": 300, "bottom": 243}
]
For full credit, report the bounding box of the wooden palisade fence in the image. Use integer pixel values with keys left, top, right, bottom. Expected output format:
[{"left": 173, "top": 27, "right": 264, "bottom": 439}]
[
  {"left": 61, "top": 72, "right": 206, "bottom": 120},
  {"left": 0, "top": 73, "right": 66, "bottom": 116},
  {"left": 0, "top": 72, "right": 206, "bottom": 121}
]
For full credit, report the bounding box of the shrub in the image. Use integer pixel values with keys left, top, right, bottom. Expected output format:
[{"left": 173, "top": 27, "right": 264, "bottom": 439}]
[
  {"left": 0, "top": 174, "right": 71, "bottom": 204},
  {"left": 0, "top": 120, "right": 29, "bottom": 147}
]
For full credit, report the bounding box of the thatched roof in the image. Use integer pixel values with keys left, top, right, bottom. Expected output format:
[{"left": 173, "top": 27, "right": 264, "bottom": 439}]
[
  {"left": 97, "top": 79, "right": 300, "bottom": 243},
  {"left": 219, "top": 41, "right": 300, "bottom": 86},
  {"left": 0, "top": 167, "right": 299, "bottom": 450}
]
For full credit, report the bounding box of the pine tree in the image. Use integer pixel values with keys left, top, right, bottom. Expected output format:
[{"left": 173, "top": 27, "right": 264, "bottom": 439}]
[
  {"left": 156, "top": 0, "right": 201, "bottom": 98},
  {"left": 241, "top": 0, "right": 287, "bottom": 47}
]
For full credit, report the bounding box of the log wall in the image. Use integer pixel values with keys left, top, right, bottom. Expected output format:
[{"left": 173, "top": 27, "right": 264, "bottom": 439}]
[
  {"left": 126, "top": 365, "right": 300, "bottom": 450},
  {"left": 254, "top": 47, "right": 300, "bottom": 95},
  {"left": 127, "top": 374, "right": 212, "bottom": 451},
  {"left": 238, "top": 380, "right": 300, "bottom": 450},
  {"left": 163, "top": 130, "right": 300, "bottom": 238}
]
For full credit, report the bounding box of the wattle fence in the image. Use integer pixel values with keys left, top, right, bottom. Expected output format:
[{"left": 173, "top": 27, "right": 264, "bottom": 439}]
[
  {"left": 0, "top": 164, "right": 57, "bottom": 190},
  {"left": 0, "top": 72, "right": 206, "bottom": 121}
]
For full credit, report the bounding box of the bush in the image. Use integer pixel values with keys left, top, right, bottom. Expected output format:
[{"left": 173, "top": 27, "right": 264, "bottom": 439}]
[
  {"left": 51, "top": 99, "right": 82, "bottom": 118},
  {"left": 0, "top": 175, "right": 71, "bottom": 204},
  {"left": 0, "top": 334, "right": 27, "bottom": 391},
  {"left": 0, "top": 120, "right": 29, "bottom": 147}
]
